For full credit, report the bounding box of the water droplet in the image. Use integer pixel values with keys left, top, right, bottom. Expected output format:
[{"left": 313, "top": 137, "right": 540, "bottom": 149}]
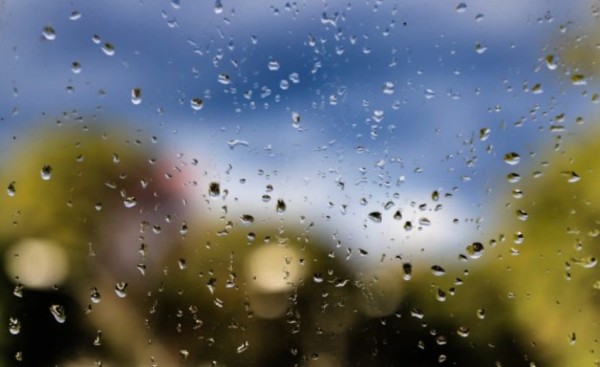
[
  {"left": 268, "top": 60, "right": 280, "bottom": 71},
  {"left": 368, "top": 211, "right": 382, "bottom": 223},
  {"left": 71, "top": 61, "right": 82, "bottom": 74},
  {"left": 457, "top": 326, "right": 470, "bottom": 337},
  {"left": 456, "top": 3, "right": 467, "bottom": 13},
  {"left": 475, "top": 42, "right": 487, "bottom": 54},
  {"left": 512, "top": 189, "right": 524, "bottom": 199},
  {"left": 214, "top": 0, "right": 224, "bottom": 14},
  {"left": 114, "top": 282, "right": 128, "bottom": 298},
  {"left": 41, "top": 165, "right": 52, "bottom": 180},
  {"left": 466, "top": 242, "right": 484, "bottom": 259},
  {"left": 90, "top": 287, "right": 101, "bottom": 303},
  {"left": 93, "top": 330, "right": 102, "bottom": 346},
  {"left": 42, "top": 26, "right": 56, "bottom": 40},
  {"left": 516, "top": 209, "right": 528, "bottom": 221},
  {"left": 475, "top": 13, "right": 484, "bottom": 21},
  {"left": 237, "top": 341, "right": 250, "bottom": 354},
  {"left": 403, "top": 263, "right": 412, "bottom": 280},
  {"left": 431, "top": 265, "right": 446, "bottom": 276},
  {"left": 13, "top": 284, "right": 23, "bottom": 298},
  {"left": 479, "top": 127, "right": 491, "bottom": 141},
  {"left": 49, "top": 304, "right": 66, "bottom": 323},
  {"left": 289, "top": 72, "right": 300, "bottom": 84},
  {"left": 123, "top": 197, "right": 137, "bottom": 208},
  {"left": 531, "top": 83, "right": 543, "bottom": 94},
  {"left": 209, "top": 182, "right": 220, "bottom": 197},
  {"left": 476, "top": 308, "right": 486, "bottom": 319},
  {"left": 571, "top": 74, "right": 586, "bottom": 85},
  {"left": 218, "top": 73, "right": 231, "bottom": 85},
  {"left": 9, "top": 317, "right": 21, "bottom": 335},
  {"left": 91, "top": 34, "right": 101, "bottom": 44},
  {"left": 131, "top": 87, "right": 142, "bottom": 105},
  {"left": 506, "top": 172, "right": 521, "bottom": 183},
  {"left": 561, "top": 171, "right": 581, "bottom": 183},
  {"left": 572, "top": 256, "right": 597, "bottom": 269},
  {"left": 291, "top": 112, "right": 301, "bottom": 128},
  {"left": 424, "top": 88, "right": 436, "bottom": 99},
  {"left": 69, "top": 11, "right": 82, "bottom": 21},
  {"left": 101, "top": 42, "right": 115, "bottom": 56},
  {"left": 7, "top": 181, "right": 16, "bottom": 197},
  {"left": 503, "top": 152, "right": 520, "bottom": 166},
  {"left": 545, "top": 54, "right": 557, "bottom": 70},
  {"left": 568, "top": 332, "right": 576, "bottom": 345},
  {"left": 382, "top": 81, "right": 395, "bottom": 95},
  {"left": 240, "top": 214, "right": 254, "bottom": 225},
  {"left": 410, "top": 308, "right": 424, "bottom": 319},
  {"left": 436, "top": 288, "right": 446, "bottom": 302},
  {"left": 180, "top": 222, "right": 188, "bottom": 235},
  {"left": 178, "top": 258, "right": 187, "bottom": 270},
  {"left": 276, "top": 199, "right": 287, "bottom": 213},
  {"left": 179, "top": 349, "right": 190, "bottom": 361},
  {"left": 190, "top": 98, "right": 204, "bottom": 111}
]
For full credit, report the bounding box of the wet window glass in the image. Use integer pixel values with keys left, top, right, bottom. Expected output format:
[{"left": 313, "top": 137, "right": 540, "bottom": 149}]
[{"left": 0, "top": 1, "right": 598, "bottom": 366}]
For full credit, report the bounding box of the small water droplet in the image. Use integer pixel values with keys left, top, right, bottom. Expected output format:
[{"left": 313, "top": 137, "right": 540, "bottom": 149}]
[
  {"left": 214, "top": 0, "right": 224, "bottom": 14},
  {"left": 289, "top": 72, "right": 300, "bottom": 83},
  {"left": 475, "top": 42, "right": 487, "bottom": 54},
  {"left": 457, "top": 326, "right": 470, "bottom": 337},
  {"left": 123, "top": 197, "right": 137, "bottom": 208},
  {"left": 41, "top": 165, "right": 52, "bottom": 180},
  {"left": 477, "top": 308, "right": 486, "bottom": 319},
  {"left": 382, "top": 81, "right": 395, "bottom": 95},
  {"left": 561, "top": 171, "right": 581, "bottom": 183},
  {"left": 403, "top": 263, "right": 412, "bottom": 280},
  {"left": 568, "top": 332, "right": 576, "bottom": 345},
  {"left": 506, "top": 172, "right": 521, "bottom": 183},
  {"left": 479, "top": 127, "right": 491, "bottom": 141},
  {"left": 131, "top": 87, "right": 142, "bottom": 105},
  {"left": 410, "top": 308, "right": 424, "bottom": 319},
  {"left": 268, "top": 60, "right": 280, "bottom": 71},
  {"left": 91, "top": 34, "right": 101, "bottom": 44},
  {"left": 7, "top": 181, "right": 16, "bottom": 197},
  {"left": 114, "top": 282, "right": 128, "bottom": 298},
  {"left": 218, "top": 73, "right": 231, "bottom": 85},
  {"left": 545, "top": 54, "right": 557, "bottom": 70},
  {"left": 209, "top": 182, "right": 220, "bottom": 197},
  {"left": 368, "top": 211, "right": 382, "bottom": 223},
  {"left": 291, "top": 112, "right": 301, "bottom": 128},
  {"left": 9, "top": 317, "right": 21, "bottom": 335},
  {"left": 178, "top": 258, "right": 187, "bottom": 270},
  {"left": 101, "top": 42, "right": 115, "bottom": 56},
  {"left": 456, "top": 2, "right": 467, "bottom": 13},
  {"left": 190, "top": 98, "right": 204, "bottom": 111},
  {"left": 237, "top": 341, "right": 250, "bottom": 354},
  {"left": 436, "top": 288, "right": 446, "bottom": 302},
  {"left": 571, "top": 74, "right": 586, "bottom": 85},
  {"left": 466, "top": 242, "right": 484, "bottom": 259},
  {"left": 49, "top": 304, "right": 67, "bottom": 323},
  {"left": 71, "top": 61, "right": 82, "bottom": 73},
  {"left": 69, "top": 11, "right": 82, "bottom": 21},
  {"left": 93, "top": 330, "right": 102, "bottom": 346},
  {"left": 512, "top": 189, "right": 524, "bottom": 199},
  {"left": 516, "top": 209, "right": 528, "bottom": 221},
  {"left": 503, "top": 153, "right": 521, "bottom": 166},
  {"left": 42, "top": 26, "right": 56, "bottom": 40},
  {"left": 240, "top": 214, "right": 254, "bottom": 225},
  {"left": 90, "top": 287, "right": 101, "bottom": 303},
  {"left": 431, "top": 265, "right": 446, "bottom": 276},
  {"left": 276, "top": 199, "right": 287, "bottom": 213},
  {"left": 572, "top": 256, "right": 597, "bottom": 269},
  {"left": 531, "top": 83, "right": 543, "bottom": 94}
]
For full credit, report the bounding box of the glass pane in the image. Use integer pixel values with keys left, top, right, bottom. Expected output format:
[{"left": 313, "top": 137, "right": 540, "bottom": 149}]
[{"left": 0, "top": 1, "right": 597, "bottom": 366}]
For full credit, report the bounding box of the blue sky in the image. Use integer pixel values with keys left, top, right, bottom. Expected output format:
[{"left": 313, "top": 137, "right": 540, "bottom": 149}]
[{"left": 0, "top": 0, "right": 596, "bottom": 262}]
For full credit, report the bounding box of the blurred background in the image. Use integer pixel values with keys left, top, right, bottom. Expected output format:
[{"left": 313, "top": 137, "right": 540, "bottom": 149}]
[{"left": 0, "top": 0, "right": 599, "bottom": 366}]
